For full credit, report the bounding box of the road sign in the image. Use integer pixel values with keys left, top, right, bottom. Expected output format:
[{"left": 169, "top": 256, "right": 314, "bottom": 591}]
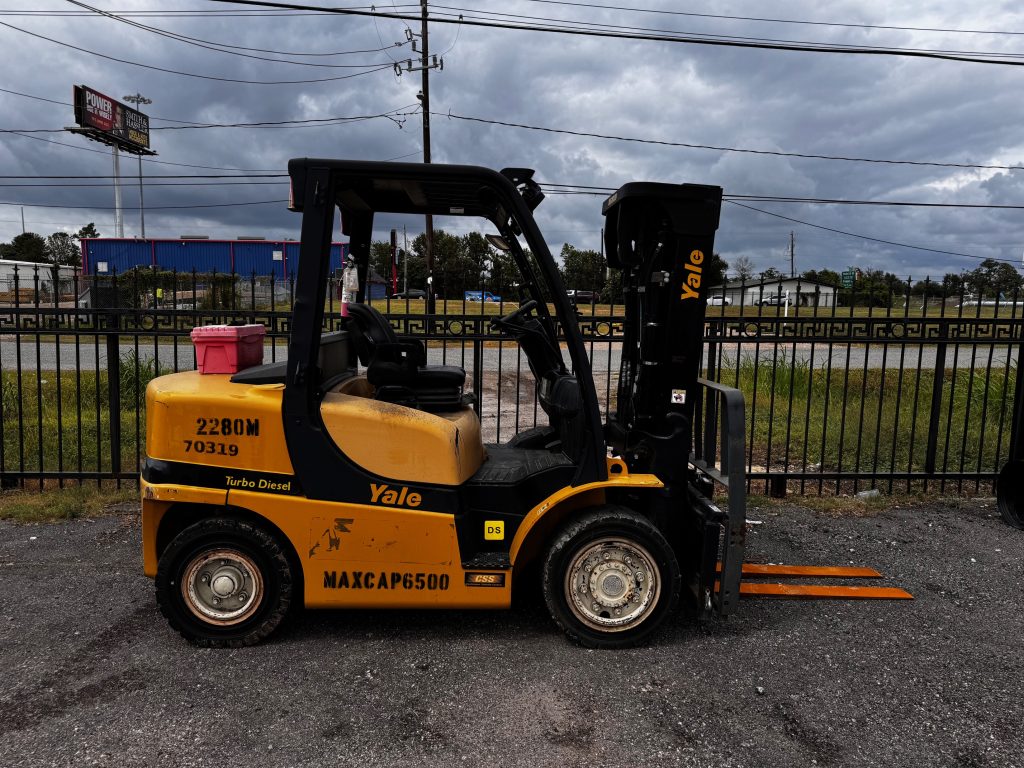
[{"left": 842, "top": 269, "right": 856, "bottom": 289}]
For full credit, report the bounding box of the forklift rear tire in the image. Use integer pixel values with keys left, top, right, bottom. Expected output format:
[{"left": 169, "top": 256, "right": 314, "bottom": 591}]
[
  {"left": 542, "top": 507, "right": 681, "bottom": 648},
  {"left": 156, "top": 517, "right": 294, "bottom": 648}
]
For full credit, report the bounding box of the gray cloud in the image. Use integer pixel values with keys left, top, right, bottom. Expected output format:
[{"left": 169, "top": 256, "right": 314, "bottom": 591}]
[{"left": 0, "top": 1, "right": 1021, "bottom": 279}]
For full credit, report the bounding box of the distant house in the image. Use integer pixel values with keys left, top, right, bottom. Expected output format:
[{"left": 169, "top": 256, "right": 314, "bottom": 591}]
[{"left": 708, "top": 277, "right": 838, "bottom": 308}]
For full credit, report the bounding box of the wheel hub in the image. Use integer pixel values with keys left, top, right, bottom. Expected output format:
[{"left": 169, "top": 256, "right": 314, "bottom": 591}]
[
  {"left": 566, "top": 537, "right": 660, "bottom": 632},
  {"left": 182, "top": 549, "right": 264, "bottom": 626}
]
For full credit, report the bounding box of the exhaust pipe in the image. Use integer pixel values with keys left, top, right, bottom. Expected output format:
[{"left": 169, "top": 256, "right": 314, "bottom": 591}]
[{"left": 996, "top": 460, "right": 1024, "bottom": 530}]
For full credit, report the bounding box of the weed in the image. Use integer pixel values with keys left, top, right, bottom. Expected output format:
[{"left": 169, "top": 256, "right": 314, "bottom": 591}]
[{"left": 0, "top": 484, "right": 136, "bottom": 522}]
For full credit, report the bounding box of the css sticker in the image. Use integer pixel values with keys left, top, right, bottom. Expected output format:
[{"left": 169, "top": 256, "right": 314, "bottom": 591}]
[{"left": 484, "top": 520, "right": 504, "bottom": 540}]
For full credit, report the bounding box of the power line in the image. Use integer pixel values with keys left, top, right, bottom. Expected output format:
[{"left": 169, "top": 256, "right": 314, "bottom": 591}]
[
  {"left": 440, "top": 111, "right": 1024, "bottom": 172},
  {"left": 1, "top": 130, "right": 282, "bottom": 172},
  {"left": 0, "top": 85, "right": 419, "bottom": 130},
  {"left": 150, "top": 108, "right": 418, "bottom": 130},
  {"left": 218, "top": 0, "right": 1024, "bottom": 66},
  {"left": 64, "top": 0, "right": 408, "bottom": 68},
  {"left": 56, "top": 4, "right": 413, "bottom": 56},
  {"left": 727, "top": 200, "right": 1013, "bottom": 263},
  {"left": 504, "top": 0, "right": 1024, "bottom": 39},
  {"left": 543, "top": 184, "right": 1024, "bottom": 210},
  {"left": 0, "top": 199, "right": 289, "bottom": 210},
  {"left": 0, "top": 5, "right": 417, "bottom": 17},
  {"left": 2, "top": 173, "right": 1022, "bottom": 210},
  {"left": 0, "top": 21, "right": 395, "bottom": 84},
  {"left": 0, "top": 181, "right": 287, "bottom": 187},
  {"left": 1, "top": 108, "right": 415, "bottom": 135},
  {"left": 0, "top": 174, "right": 285, "bottom": 179},
  {"left": 432, "top": 5, "right": 1024, "bottom": 60}
]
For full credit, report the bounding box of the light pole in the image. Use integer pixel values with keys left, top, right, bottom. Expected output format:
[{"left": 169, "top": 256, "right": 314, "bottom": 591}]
[{"left": 123, "top": 93, "right": 152, "bottom": 239}]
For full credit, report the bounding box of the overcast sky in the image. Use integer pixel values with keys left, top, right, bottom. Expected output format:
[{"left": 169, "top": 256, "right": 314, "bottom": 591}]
[{"left": 1, "top": 0, "right": 1022, "bottom": 280}]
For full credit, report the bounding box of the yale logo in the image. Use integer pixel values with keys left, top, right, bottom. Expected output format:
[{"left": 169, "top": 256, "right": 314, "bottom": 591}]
[
  {"left": 369, "top": 483, "right": 422, "bottom": 507},
  {"left": 679, "top": 249, "right": 705, "bottom": 301},
  {"left": 484, "top": 520, "right": 504, "bottom": 540}
]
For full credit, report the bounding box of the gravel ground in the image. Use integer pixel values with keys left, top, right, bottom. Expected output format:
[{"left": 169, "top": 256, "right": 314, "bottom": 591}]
[{"left": 0, "top": 500, "right": 1021, "bottom": 768}]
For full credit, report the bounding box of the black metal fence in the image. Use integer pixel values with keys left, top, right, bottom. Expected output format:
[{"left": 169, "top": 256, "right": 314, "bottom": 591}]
[{"left": 0, "top": 265, "right": 1019, "bottom": 496}]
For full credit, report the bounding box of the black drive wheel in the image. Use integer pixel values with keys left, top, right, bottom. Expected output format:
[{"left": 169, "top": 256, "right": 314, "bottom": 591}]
[
  {"left": 997, "top": 460, "right": 1024, "bottom": 530},
  {"left": 156, "top": 517, "right": 294, "bottom": 647},
  {"left": 542, "top": 507, "right": 681, "bottom": 648}
]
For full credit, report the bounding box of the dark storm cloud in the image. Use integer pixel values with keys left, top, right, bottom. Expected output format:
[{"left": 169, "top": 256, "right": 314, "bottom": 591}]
[{"left": 0, "top": 0, "right": 1021, "bottom": 279}]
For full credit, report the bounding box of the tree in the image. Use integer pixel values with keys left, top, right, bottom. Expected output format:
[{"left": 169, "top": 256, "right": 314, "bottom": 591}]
[
  {"left": 732, "top": 255, "right": 755, "bottom": 281},
  {"left": 801, "top": 268, "right": 842, "bottom": 288},
  {"left": 46, "top": 232, "right": 80, "bottom": 266},
  {"left": 4, "top": 232, "right": 47, "bottom": 263},
  {"left": 74, "top": 223, "right": 100, "bottom": 241},
  {"left": 370, "top": 239, "right": 426, "bottom": 294},
  {"left": 941, "top": 272, "right": 965, "bottom": 296},
  {"left": 410, "top": 230, "right": 491, "bottom": 298},
  {"left": 760, "top": 267, "right": 784, "bottom": 281},
  {"left": 706, "top": 252, "right": 728, "bottom": 287},
  {"left": 965, "top": 258, "right": 1023, "bottom": 299},
  {"left": 488, "top": 248, "right": 519, "bottom": 297},
  {"left": 560, "top": 244, "right": 605, "bottom": 294}
]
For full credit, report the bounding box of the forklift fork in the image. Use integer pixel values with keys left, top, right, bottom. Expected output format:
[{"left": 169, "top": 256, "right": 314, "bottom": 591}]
[{"left": 690, "top": 378, "right": 912, "bottom": 610}]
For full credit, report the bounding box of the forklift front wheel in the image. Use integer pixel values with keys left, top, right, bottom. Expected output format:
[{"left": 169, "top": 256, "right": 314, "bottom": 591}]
[
  {"left": 156, "top": 518, "right": 294, "bottom": 647},
  {"left": 542, "top": 507, "right": 681, "bottom": 648}
]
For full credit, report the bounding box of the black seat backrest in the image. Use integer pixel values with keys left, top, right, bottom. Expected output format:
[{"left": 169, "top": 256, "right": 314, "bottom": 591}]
[
  {"left": 539, "top": 374, "right": 585, "bottom": 464},
  {"left": 346, "top": 303, "right": 399, "bottom": 366}
]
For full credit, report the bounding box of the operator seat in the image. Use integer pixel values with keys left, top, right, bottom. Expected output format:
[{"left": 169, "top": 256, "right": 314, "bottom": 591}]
[{"left": 346, "top": 303, "right": 472, "bottom": 412}]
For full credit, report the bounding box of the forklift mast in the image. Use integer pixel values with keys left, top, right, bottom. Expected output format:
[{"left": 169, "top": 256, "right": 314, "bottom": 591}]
[{"left": 602, "top": 182, "right": 723, "bottom": 487}]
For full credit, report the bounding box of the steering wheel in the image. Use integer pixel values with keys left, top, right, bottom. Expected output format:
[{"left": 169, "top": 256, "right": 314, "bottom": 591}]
[{"left": 490, "top": 299, "right": 538, "bottom": 334}]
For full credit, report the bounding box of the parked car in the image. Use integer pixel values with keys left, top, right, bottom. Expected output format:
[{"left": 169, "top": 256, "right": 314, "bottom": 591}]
[
  {"left": 464, "top": 291, "right": 502, "bottom": 302},
  {"left": 392, "top": 289, "right": 426, "bottom": 300},
  {"left": 707, "top": 295, "right": 732, "bottom": 306},
  {"left": 567, "top": 289, "right": 597, "bottom": 303},
  {"left": 758, "top": 293, "right": 790, "bottom": 306}
]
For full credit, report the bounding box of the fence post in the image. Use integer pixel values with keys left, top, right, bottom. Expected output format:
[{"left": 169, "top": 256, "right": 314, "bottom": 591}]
[
  {"left": 1008, "top": 337, "right": 1024, "bottom": 463},
  {"left": 472, "top": 339, "right": 483, "bottom": 417},
  {"left": 106, "top": 307, "right": 122, "bottom": 485},
  {"left": 924, "top": 342, "right": 947, "bottom": 474}
]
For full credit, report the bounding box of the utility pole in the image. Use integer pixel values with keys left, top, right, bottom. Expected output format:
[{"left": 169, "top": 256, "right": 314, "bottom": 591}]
[
  {"left": 395, "top": 2, "right": 443, "bottom": 311},
  {"left": 123, "top": 93, "right": 152, "bottom": 239},
  {"left": 20, "top": 206, "right": 25, "bottom": 234},
  {"left": 789, "top": 231, "right": 795, "bottom": 278},
  {"left": 419, "top": 0, "right": 435, "bottom": 312}
]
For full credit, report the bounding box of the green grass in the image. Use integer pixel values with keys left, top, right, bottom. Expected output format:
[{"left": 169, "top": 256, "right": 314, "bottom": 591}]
[
  {"left": 716, "top": 353, "right": 1013, "bottom": 481},
  {"left": 0, "top": 343, "right": 1012, "bottom": 496},
  {"left": 0, "top": 484, "right": 136, "bottom": 522},
  {"left": 0, "top": 351, "right": 168, "bottom": 476}
]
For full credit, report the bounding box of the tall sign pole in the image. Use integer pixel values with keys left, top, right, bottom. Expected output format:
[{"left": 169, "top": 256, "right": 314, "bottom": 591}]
[
  {"left": 112, "top": 145, "right": 124, "bottom": 238},
  {"left": 123, "top": 93, "right": 153, "bottom": 239}
]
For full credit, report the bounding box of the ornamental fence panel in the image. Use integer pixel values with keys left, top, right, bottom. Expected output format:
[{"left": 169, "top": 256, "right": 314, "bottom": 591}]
[{"left": 0, "top": 265, "right": 1018, "bottom": 496}]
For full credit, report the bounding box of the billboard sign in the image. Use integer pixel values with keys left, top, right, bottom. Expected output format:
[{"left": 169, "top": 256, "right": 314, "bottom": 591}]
[{"left": 72, "top": 85, "right": 151, "bottom": 152}]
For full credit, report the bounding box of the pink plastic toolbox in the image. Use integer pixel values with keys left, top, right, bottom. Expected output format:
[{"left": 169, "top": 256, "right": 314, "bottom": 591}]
[{"left": 191, "top": 324, "right": 266, "bottom": 374}]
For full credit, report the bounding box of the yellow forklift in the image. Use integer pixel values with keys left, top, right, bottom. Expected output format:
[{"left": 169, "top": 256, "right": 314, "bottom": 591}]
[{"left": 142, "top": 159, "right": 909, "bottom": 648}]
